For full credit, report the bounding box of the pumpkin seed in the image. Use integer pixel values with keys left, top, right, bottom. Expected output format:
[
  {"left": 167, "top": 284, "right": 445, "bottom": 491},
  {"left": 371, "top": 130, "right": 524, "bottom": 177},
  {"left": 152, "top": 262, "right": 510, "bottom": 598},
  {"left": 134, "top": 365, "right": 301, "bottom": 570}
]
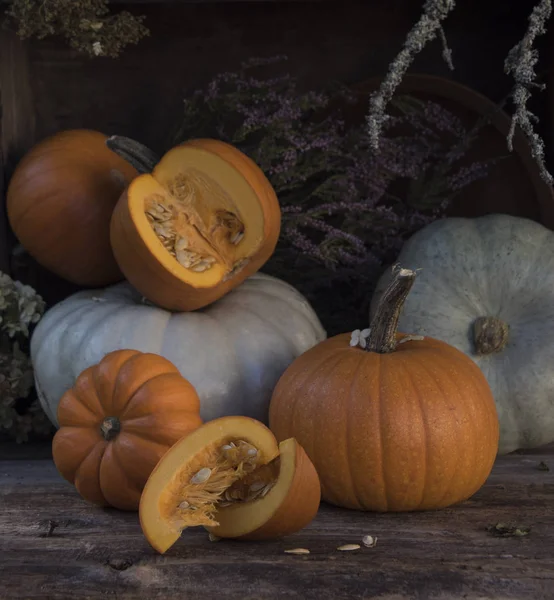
[
  {"left": 284, "top": 548, "right": 310, "bottom": 555},
  {"left": 337, "top": 544, "right": 361, "bottom": 551},
  {"left": 362, "top": 535, "right": 377, "bottom": 548},
  {"left": 249, "top": 482, "right": 265, "bottom": 493},
  {"left": 190, "top": 467, "right": 212, "bottom": 484},
  {"left": 178, "top": 500, "right": 190, "bottom": 510}
]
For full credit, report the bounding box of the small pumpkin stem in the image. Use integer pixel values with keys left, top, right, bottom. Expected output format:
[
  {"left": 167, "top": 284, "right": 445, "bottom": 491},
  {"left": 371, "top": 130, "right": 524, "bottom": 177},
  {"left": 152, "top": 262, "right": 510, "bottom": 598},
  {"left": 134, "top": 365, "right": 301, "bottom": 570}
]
[
  {"left": 473, "top": 316, "right": 509, "bottom": 355},
  {"left": 365, "top": 265, "right": 417, "bottom": 353},
  {"left": 100, "top": 416, "right": 121, "bottom": 441},
  {"left": 106, "top": 135, "right": 160, "bottom": 174}
]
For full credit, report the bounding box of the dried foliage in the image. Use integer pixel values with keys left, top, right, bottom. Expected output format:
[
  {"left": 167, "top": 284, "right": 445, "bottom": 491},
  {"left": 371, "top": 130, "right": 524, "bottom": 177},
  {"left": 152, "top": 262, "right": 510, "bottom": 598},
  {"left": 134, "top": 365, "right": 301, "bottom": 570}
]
[
  {"left": 4, "top": 0, "right": 149, "bottom": 58},
  {"left": 0, "top": 272, "right": 53, "bottom": 443},
  {"left": 367, "top": 0, "right": 554, "bottom": 185},
  {"left": 504, "top": 0, "right": 553, "bottom": 185},
  {"left": 174, "top": 57, "right": 494, "bottom": 335},
  {"left": 367, "top": 0, "right": 456, "bottom": 151}
]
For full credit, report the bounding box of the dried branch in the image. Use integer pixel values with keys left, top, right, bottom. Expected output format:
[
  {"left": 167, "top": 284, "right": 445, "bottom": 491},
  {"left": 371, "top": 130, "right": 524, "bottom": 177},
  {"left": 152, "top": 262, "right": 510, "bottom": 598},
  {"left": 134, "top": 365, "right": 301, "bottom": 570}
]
[
  {"left": 504, "top": 0, "right": 553, "bottom": 185},
  {"left": 366, "top": 0, "right": 457, "bottom": 151}
]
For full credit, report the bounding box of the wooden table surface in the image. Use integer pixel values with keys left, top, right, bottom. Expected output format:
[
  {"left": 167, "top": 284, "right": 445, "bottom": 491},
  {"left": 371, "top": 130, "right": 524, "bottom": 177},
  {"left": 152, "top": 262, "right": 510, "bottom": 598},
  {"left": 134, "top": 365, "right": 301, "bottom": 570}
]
[{"left": 1, "top": 443, "right": 553, "bottom": 600}]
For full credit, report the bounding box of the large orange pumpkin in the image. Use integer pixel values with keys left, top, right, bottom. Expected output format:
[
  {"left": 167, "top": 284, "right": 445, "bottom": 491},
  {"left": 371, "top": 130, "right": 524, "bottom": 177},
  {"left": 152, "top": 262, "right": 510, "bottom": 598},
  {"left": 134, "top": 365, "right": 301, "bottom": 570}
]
[
  {"left": 7, "top": 129, "right": 138, "bottom": 286},
  {"left": 52, "top": 349, "right": 203, "bottom": 511},
  {"left": 269, "top": 266, "right": 500, "bottom": 512},
  {"left": 108, "top": 136, "right": 281, "bottom": 311}
]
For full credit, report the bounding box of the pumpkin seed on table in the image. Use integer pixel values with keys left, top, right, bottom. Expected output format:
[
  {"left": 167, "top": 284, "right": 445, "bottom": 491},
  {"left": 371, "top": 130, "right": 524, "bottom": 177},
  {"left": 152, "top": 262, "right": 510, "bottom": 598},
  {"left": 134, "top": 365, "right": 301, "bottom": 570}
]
[
  {"left": 284, "top": 548, "right": 310, "bottom": 555},
  {"left": 337, "top": 544, "right": 361, "bottom": 552},
  {"left": 362, "top": 535, "right": 377, "bottom": 548}
]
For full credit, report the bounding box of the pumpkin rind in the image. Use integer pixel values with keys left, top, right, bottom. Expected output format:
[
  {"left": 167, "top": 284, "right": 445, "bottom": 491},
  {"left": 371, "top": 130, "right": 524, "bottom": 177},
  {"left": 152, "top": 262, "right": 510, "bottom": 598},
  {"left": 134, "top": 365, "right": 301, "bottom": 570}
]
[
  {"left": 7, "top": 130, "right": 138, "bottom": 286},
  {"left": 52, "top": 349, "right": 203, "bottom": 511},
  {"left": 370, "top": 214, "right": 554, "bottom": 455},
  {"left": 109, "top": 138, "right": 281, "bottom": 311},
  {"left": 31, "top": 273, "right": 326, "bottom": 427},
  {"left": 269, "top": 267, "right": 499, "bottom": 512}
]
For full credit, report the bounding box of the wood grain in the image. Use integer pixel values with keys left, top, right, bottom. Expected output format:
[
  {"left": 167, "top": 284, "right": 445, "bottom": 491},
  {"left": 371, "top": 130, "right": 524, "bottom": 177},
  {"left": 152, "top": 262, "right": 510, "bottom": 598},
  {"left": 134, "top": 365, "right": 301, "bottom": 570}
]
[{"left": 1, "top": 445, "right": 553, "bottom": 599}]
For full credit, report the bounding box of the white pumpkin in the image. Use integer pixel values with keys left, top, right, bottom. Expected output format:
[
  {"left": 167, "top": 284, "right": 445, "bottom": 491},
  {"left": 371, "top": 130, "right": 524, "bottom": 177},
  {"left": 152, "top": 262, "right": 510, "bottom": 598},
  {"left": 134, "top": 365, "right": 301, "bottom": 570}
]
[
  {"left": 371, "top": 213, "right": 554, "bottom": 455},
  {"left": 31, "top": 273, "right": 326, "bottom": 427}
]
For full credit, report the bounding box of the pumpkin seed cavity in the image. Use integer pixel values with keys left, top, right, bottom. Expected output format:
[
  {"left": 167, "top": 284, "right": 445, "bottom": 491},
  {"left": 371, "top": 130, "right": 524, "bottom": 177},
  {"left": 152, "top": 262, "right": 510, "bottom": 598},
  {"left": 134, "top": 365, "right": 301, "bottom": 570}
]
[
  {"left": 144, "top": 169, "right": 250, "bottom": 280},
  {"left": 160, "top": 438, "right": 280, "bottom": 532}
]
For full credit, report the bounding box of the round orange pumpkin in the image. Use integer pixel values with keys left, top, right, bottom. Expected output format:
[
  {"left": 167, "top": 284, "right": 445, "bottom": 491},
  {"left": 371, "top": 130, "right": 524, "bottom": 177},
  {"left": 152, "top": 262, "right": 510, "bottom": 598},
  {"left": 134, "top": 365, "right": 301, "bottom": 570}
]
[
  {"left": 269, "top": 266, "right": 500, "bottom": 512},
  {"left": 7, "top": 129, "right": 138, "bottom": 286},
  {"left": 52, "top": 349, "right": 203, "bottom": 510},
  {"left": 108, "top": 136, "right": 281, "bottom": 311}
]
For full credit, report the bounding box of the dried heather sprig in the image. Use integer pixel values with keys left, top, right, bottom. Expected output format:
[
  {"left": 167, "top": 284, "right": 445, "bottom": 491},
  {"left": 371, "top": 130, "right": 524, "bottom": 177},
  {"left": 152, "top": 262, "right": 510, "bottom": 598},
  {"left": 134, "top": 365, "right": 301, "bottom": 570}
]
[
  {"left": 504, "top": 0, "right": 553, "bottom": 185},
  {"left": 173, "top": 58, "right": 495, "bottom": 334},
  {"left": 366, "top": 0, "right": 457, "bottom": 151}
]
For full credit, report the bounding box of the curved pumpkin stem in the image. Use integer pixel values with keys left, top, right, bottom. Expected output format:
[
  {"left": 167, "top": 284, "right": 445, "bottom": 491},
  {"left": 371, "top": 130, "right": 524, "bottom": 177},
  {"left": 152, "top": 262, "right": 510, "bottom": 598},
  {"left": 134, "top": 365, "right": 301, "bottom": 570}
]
[
  {"left": 106, "top": 135, "right": 160, "bottom": 174},
  {"left": 366, "top": 264, "right": 417, "bottom": 353}
]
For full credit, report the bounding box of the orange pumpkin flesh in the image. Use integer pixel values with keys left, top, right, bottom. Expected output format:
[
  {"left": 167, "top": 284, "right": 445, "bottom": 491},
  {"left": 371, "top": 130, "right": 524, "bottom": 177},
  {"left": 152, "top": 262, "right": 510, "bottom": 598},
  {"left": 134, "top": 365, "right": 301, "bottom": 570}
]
[
  {"left": 109, "top": 138, "right": 281, "bottom": 311},
  {"left": 7, "top": 130, "right": 138, "bottom": 286},
  {"left": 269, "top": 266, "right": 500, "bottom": 512},
  {"left": 139, "top": 416, "right": 320, "bottom": 554},
  {"left": 52, "top": 349, "right": 203, "bottom": 511}
]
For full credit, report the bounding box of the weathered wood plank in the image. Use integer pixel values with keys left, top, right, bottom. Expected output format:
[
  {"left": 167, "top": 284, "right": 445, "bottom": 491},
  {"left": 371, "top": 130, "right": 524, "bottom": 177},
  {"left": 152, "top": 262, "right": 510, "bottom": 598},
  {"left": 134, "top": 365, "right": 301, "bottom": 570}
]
[{"left": 1, "top": 446, "right": 553, "bottom": 599}]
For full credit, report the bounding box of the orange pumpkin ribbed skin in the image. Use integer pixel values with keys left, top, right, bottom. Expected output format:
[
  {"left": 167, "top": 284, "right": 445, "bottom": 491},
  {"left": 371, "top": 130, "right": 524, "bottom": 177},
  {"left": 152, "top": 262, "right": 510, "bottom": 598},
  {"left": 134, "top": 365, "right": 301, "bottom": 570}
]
[
  {"left": 52, "top": 349, "right": 203, "bottom": 511},
  {"left": 268, "top": 332, "right": 500, "bottom": 512},
  {"left": 109, "top": 138, "right": 281, "bottom": 311},
  {"left": 6, "top": 129, "right": 138, "bottom": 286}
]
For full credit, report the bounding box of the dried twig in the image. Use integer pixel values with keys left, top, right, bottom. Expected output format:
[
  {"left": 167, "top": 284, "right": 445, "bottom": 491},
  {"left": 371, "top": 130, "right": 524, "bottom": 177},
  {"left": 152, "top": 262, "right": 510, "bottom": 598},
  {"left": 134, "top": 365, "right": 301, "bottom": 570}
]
[
  {"left": 504, "top": 0, "right": 553, "bottom": 185},
  {"left": 366, "top": 0, "right": 456, "bottom": 151}
]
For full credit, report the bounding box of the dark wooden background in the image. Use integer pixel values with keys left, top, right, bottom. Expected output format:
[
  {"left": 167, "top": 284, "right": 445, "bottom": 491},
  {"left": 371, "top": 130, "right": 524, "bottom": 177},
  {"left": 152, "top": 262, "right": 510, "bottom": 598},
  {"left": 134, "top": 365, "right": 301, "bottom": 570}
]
[{"left": 0, "top": 0, "right": 553, "bottom": 304}]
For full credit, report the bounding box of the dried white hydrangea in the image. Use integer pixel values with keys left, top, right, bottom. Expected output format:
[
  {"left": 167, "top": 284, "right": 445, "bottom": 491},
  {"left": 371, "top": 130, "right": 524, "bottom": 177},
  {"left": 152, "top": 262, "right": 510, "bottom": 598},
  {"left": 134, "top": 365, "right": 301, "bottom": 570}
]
[{"left": 0, "top": 272, "right": 52, "bottom": 443}]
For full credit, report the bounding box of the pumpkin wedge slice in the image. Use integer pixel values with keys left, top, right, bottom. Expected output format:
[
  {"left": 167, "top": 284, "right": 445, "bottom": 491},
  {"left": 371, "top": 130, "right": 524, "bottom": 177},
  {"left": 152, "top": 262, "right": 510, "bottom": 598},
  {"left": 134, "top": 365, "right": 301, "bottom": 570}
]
[
  {"left": 139, "top": 416, "right": 321, "bottom": 554},
  {"left": 109, "top": 137, "right": 281, "bottom": 311}
]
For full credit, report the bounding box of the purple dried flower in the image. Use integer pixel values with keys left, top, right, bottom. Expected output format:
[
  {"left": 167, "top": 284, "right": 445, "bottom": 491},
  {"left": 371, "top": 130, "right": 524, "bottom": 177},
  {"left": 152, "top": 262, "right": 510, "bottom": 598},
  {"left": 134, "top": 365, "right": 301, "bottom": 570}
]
[{"left": 174, "top": 56, "right": 494, "bottom": 275}]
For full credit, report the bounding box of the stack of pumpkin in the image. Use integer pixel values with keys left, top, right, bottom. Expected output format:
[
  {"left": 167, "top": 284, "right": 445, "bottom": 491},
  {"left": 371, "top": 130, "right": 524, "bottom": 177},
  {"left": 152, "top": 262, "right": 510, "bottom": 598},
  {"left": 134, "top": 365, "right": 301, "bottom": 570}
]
[
  {"left": 7, "top": 129, "right": 554, "bottom": 554},
  {"left": 6, "top": 130, "right": 325, "bottom": 551}
]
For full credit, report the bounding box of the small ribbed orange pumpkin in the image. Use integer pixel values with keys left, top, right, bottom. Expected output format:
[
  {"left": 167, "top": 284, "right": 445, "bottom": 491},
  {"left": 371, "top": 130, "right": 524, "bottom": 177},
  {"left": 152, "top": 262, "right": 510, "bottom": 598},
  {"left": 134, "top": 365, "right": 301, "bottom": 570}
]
[
  {"left": 269, "top": 266, "right": 500, "bottom": 512},
  {"left": 107, "top": 136, "right": 281, "bottom": 311},
  {"left": 52, "top": 349, "right": 203, "bottom": 510}
]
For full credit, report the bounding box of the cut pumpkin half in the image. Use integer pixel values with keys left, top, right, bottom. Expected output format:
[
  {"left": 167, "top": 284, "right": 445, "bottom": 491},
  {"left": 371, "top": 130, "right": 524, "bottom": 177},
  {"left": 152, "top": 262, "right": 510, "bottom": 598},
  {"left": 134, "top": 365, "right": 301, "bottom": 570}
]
[
  {"left": 139, "top": 416, "right": 321, "bottom": 554},
  {"left": 108, "top": 137, "right": 281, "bottom": 311}
]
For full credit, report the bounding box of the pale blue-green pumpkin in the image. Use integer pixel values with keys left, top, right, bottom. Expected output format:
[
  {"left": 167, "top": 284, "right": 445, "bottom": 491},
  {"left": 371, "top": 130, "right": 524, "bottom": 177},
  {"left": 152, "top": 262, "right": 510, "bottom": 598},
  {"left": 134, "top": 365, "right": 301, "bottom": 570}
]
[
  {"left": 371, "top": 213, "right": 554, "bottom": 455},
  {"left": 31, "top": 273, "right": 326, "bottom": 428}
]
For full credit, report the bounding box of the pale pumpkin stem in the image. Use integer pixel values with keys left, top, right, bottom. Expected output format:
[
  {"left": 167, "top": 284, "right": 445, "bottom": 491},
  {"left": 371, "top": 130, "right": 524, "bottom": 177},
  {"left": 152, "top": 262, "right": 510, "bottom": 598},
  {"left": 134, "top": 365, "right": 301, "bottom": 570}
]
[
  {"left": 100, "top": 416, "right": 121, "bottom": 441},
  {"left": 106, "top": 135, "right": 160, "bottom": 174},
  {"left": 472, "top": 316, "right": 509, "bottom": 355},
  {"left": 365, "top": 265, "right": 417, "bottom": 354}
]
